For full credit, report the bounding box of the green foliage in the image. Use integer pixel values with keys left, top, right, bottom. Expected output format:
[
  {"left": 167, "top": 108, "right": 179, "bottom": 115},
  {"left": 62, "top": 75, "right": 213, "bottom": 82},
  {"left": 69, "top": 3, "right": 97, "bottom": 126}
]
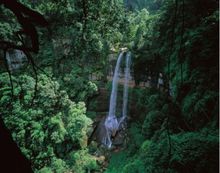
[
  {"left": 68, "top": 149, "right": 98, "bottom": 173},
  {"left": 61, "top": 68, "right": 98, "bottom": 102},
  {"left": 128, "top": 123, "right": 145, "bottom": 148},
  {"left": 125, "top": 0, "right": 163, "bottom": 12},
  {"left": 28, "top": 0, "right": 127, "bottom": 81},
  {"left": 115, "top": 129, "right": 218, "bottom": 173},
  {"left": 142, "top": 110, "right": 165, "bottom": 139},
  {"left": 122, "top": 158, "right": 145, "bottom": 173},
  {"left": 0, "top": 73, "right": 95, "bottom": 172},
  {"left": 50, "top": 158, "right": 68, "bottom": 173},
  {"left": 115, "top": 74, "right": 218, "bottom": 173},
  {"left": 0, "top": 0, "right": 218, "bottom": 172},
  {"left": 37, "top": 167, "right": 53, "bottom": 173},
  {"left": 105, "top": 151, "right": 128, "bottom": 173},
  {"left": 0, "top": 5, "right": 20, "bottom": 42},
  {"left": 181, "top": 89, "right": 219, "bottom": 129},
  {"left": 66, "top": 102, "right": 92, "bottom": 148},
  {"left": 0, "top": 22, "right": 13, "bottom": 40},
  {"left": 130, "top": 88, "right": 158, "bottom": 120},
  {"left": 169, "top": 130, "right": 219, "bottom": 173}
]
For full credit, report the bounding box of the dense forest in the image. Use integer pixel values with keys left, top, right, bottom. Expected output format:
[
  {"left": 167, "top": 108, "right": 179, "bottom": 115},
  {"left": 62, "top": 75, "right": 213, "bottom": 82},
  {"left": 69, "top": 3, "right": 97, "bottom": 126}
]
[{"left": 0, "top": 0, "right": 219, "bottom": 173}]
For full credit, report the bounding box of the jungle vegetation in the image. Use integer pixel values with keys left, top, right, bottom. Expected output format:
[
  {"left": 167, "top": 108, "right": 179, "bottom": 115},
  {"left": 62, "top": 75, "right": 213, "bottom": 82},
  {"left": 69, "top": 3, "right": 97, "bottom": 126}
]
[{"left": 0, "top": 0, "right": 219, "bottom": 172}]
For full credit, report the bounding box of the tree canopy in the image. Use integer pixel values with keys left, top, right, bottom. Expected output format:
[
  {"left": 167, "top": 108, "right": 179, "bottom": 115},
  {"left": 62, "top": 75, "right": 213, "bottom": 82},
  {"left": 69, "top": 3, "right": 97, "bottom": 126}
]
[{"left": 0, "top": 0, "right": 218, "bottom": 172}]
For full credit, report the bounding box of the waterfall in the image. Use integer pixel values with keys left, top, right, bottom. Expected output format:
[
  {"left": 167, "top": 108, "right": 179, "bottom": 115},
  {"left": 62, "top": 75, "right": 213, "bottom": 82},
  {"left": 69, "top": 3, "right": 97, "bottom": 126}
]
[
  {"left": 103, "top": 51, "right": 131, "bottom": 148},
  {"left": 119, "top": 52, "right": 131, "bottom": 125},
  {"left": 108, "top": 52, "right": 124, "bottom": 118},
  {"left": 104, "top": 52, "right": 124, "bottom": 147}
]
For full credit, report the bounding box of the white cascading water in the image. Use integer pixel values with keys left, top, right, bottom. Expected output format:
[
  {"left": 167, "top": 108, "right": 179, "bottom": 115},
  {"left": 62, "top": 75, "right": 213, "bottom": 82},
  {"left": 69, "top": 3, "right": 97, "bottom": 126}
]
[
  {"left": 119, "top": 52, "right": 131, "bottom": 125},
  {"left": 104, "top": 51, "right": 131, "bottom": 148},
  {"left": 104, "top": 52, "right": 124, "bottom": 147}
]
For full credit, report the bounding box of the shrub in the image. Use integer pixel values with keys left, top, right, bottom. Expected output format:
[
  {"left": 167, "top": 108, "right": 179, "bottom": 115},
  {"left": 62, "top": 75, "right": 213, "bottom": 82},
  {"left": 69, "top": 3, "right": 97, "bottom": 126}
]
[{"left": 142, "top": 110, "right": 165, "bottom": 139}]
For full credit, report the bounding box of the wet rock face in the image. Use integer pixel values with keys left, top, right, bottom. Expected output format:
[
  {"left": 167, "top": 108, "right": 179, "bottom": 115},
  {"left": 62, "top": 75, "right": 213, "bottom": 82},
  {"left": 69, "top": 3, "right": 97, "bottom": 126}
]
[
  {"left": 92, "top": 116, "right": 109, "bottom": 145},
  {"left": 90, "top": 115, "right": 127, "bottom": 148},
  {"left": 112, "top": 131, "right": 126, "bottom": 146},
  {"left": 88, "top": 88, "right": 110, "bottom": 112},
  {"left": 105, "top": 116, "right": 118, "bottom": 135}
]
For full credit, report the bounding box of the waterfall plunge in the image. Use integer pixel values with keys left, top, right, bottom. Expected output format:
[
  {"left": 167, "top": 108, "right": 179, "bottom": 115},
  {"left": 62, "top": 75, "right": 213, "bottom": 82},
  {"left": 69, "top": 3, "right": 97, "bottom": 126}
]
[
  {"left": 104, "top": 51, "right": 131, "bottom": 148},
  {"left": 120, "top": 52, "right": 131, "bottom": 124}
]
